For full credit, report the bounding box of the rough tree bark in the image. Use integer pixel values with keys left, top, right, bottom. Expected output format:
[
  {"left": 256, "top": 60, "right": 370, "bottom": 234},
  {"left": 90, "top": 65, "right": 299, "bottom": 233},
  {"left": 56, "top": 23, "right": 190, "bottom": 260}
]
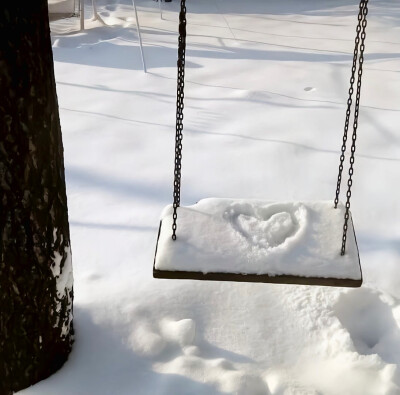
[{"left": 0, "top": 2, "right": 73, "bottom": 394}]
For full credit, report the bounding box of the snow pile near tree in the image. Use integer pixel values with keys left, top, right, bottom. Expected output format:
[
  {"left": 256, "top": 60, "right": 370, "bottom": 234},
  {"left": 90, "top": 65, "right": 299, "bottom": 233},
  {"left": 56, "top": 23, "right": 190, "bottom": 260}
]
[{"left": 20, "top": 0, "right": 400, "bottom": 393}]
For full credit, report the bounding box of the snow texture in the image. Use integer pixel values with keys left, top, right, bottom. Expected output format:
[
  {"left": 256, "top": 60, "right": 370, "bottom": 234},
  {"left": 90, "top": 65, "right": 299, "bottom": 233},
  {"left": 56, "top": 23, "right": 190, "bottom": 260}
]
[
  {"left": 51, "top": 230, "right": 74, "bottom": 336},
  {"left": 18, "top": 0, "right": 400, "bottom": 394},
  {"left": 155, "top": 199, "right": 361, "bottom": 279}
]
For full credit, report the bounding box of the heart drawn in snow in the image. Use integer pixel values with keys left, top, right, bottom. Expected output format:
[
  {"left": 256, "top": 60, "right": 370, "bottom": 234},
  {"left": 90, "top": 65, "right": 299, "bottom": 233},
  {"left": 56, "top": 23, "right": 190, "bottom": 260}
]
[{"left": 225, "top": 203, "right": 304, "bottom": 250}]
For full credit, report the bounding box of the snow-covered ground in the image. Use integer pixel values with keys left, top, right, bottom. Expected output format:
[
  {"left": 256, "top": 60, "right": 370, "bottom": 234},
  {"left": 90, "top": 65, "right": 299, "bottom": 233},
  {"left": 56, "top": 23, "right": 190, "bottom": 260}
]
[{"left": 21, "top": 0, "right": 400, "bottom": 393}]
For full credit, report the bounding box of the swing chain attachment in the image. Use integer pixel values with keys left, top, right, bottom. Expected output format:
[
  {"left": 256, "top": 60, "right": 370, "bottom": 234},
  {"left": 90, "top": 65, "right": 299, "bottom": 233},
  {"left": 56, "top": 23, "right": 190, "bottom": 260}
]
[
  {"left": 335, "top": 0, "right": 369, "bottom": 255},
  {"left": 172, "top": 0, "right": 187, "bottom": 240}
]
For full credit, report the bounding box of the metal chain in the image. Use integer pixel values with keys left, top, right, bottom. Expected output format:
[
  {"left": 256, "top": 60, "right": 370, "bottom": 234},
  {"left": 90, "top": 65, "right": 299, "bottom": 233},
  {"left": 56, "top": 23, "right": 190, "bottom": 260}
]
[
  {"left": 334, "top": 0, "right": 365, "bottom": 209},
  {"left": 170, "top": 0, "right": 369, "bottom": 249},
  {"left": 340, "top": 0, "right": 369, "bottom": 255},
  {"left": 172, "top": 0, "right": 187, "bottom": 240}
]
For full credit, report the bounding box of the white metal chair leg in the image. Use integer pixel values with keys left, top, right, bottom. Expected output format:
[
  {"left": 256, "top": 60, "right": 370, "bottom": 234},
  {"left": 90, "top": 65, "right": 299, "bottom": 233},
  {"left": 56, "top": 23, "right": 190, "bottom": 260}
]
[
  {"left": 132, "top": 0, "right": 147, "bottom": 73},
  {"left": 159, "top": 0, "right": 163, "bottom": 20},
  {"left": 91, "top": 0, "right": 105, "bottom": 24},
  {"left": 80, "top": 0, "right": 84, "bottom": 30},
  {"left": 92, "top": 0, "right": 98, "bottom": 20}
]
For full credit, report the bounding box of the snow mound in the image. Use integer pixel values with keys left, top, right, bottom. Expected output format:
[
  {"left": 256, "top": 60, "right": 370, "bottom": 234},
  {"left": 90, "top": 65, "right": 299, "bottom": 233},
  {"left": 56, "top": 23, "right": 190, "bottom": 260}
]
[
  {"left": 155, "top": 354, "right": 270, "bottom": 395},
  {"left": 160, "top": 318, "right": 196, "bottom": 347},
  {"left": 128, "top": 323, "right": 166, "bottom": 357}
]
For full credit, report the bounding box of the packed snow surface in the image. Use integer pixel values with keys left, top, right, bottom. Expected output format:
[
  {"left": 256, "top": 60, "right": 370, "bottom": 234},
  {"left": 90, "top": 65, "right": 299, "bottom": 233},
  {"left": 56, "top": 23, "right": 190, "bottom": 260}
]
[
  {"left": 19, "top": 0, "right": 400, "bottom": 394},
  {"left": 156, "top": 199, "right": 361, "bottom": 279}
]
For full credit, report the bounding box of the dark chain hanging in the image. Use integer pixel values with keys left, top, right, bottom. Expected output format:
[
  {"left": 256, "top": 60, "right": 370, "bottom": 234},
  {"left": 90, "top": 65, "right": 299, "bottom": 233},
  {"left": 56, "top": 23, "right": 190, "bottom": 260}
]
[
  {"left": 172, "top": 0, "right": 187, "bottom": 240},
  {"left": 334, "top": 1, "right": 365, "bottom": 209},
  {"left": 335, "top": 0, "right": 369, "bottom": 255},
  {"left": 170, "top": 0, "right": 369, "bottom": 247}
]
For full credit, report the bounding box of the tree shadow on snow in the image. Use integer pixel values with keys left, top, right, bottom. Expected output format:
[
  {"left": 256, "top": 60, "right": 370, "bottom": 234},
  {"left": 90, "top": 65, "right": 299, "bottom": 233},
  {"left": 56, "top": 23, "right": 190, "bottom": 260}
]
[
  {"left": 22, "top": 307, "right": 225, "bottom": 395},
  {"left": 359, "top": 235, "right": 400, "bottom": 256},
  {"left": 65, "top": 165, "right": 198, "bottom": 204},
  {"left": 51, "top": 26, "right": 400, "bottom": 71},
  {"left": 69, "top": 220, "right": 156, "bottom": 232},
  {"left": 137, "top": 0, "right": 400, "bottom": 20}
]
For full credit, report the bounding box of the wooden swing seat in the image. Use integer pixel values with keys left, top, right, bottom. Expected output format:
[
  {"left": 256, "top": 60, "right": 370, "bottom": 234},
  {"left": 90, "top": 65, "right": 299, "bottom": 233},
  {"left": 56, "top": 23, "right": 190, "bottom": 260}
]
[
  {"left": 153, "top": 199, "right": 362, "bottom": 287},
  {"left": 152, "top": 1, "right": 369, "bottom": 288}
]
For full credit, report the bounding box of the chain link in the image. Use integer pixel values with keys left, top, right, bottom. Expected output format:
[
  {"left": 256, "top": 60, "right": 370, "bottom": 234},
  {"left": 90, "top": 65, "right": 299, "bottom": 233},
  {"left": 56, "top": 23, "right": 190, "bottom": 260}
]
[
  {"left": 172, "top": 0, "right": 187, "bottom": 240},
  {"left": 339, "top": 0, "right": 369, "bottom": 255},
  {"left": 334, "top": 2, "right": 365, "bottom": 209}
]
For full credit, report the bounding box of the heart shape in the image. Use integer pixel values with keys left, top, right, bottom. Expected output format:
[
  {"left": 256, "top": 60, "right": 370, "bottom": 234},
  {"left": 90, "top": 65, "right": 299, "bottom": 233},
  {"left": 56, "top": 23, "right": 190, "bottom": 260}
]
[
  {"left": 236, "top": 211, "right": 295, "bottom": 249},
  {"left": 224, "top": 202, "right": 304, "bottom": 250}
]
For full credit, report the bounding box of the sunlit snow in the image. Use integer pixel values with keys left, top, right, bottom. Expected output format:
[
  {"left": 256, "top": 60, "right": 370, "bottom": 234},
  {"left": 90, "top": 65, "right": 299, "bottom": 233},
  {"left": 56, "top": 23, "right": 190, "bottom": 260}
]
[{"left": 19, "top": 0, "right": 400, "bottom": 394}]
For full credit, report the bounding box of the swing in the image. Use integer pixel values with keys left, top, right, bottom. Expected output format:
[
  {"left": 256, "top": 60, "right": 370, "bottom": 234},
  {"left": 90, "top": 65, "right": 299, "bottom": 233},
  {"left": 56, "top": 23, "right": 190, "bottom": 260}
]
[{"left": 153, "top": 0, "right": 369, "bottom": 287}]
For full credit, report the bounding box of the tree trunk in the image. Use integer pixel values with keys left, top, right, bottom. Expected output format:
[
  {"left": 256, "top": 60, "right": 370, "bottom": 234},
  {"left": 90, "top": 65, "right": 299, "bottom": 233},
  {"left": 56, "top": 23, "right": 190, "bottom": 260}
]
[{"left": 0, "top": 2, "right": 73, "bottom": 393}]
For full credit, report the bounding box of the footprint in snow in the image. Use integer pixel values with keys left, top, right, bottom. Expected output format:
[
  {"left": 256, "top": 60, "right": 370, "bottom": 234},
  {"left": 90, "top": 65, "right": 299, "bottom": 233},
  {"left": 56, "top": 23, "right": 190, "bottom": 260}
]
[
  {"left": 334, "top": 288, "right": 400, "bottom": 364},
  {"left": 128, "top": 324, "right": 166, "bottom": 357},
  {"left": 128, "top": 318, "right": 196, "bottom": 358},
  {"left": 154, "top": 354, "right": 270, "bottom": 395},
  {"left": 131, "top": 317, "right": 271, "bottom": 394}
]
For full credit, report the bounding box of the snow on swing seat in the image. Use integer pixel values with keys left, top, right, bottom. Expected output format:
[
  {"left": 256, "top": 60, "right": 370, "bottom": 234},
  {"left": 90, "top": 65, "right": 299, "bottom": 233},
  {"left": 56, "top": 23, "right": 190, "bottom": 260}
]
[{"left": 153, "top": 199, "right": 362, "bottom": 287}]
